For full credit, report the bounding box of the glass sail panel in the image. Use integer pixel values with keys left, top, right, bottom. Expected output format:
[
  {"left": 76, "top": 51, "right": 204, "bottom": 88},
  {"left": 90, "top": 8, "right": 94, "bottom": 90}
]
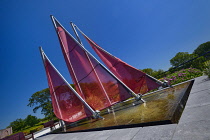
[
  {"left": 42, "top": 52, "right": 92, "bottom": 122},
  {"left": 83, "top": 36, "right": 160, "bottom": 94},
  {"left": 53, "top": 19, "right": 133, "bottom": 111}
]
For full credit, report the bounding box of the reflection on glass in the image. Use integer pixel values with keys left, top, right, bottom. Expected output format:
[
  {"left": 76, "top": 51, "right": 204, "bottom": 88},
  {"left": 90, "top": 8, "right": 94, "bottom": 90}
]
[{"left": 64, "top": 81, "right": 192, "bottom": 132}]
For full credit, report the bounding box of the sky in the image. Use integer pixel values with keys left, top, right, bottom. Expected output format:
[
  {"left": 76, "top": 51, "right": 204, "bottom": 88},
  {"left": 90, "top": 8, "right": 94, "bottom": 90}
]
[{"left": 1, "top": 0, "right": 210, "bottom": 129}]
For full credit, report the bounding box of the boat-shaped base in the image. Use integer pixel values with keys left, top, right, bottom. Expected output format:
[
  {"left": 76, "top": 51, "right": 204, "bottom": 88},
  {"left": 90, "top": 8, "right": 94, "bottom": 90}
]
[{"left": 53, "top": 80, "right": 194, "bottom": 133}]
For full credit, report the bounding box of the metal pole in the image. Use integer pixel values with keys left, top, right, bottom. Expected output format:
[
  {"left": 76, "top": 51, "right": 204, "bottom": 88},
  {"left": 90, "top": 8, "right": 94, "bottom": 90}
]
[
  {"left": 50, "top": 16, "right": 144, "bottom": 102},
  {"left": 39, "top": 46, "right": 63, "bottom": 119},
  {"left": 39, "top": 46, "right": 101, "bottom": 119},
  {"left": 75, "top": 25, "right": 118, "bottom": 59},
  {"left": 51, "top": 15, "right": 86, "bottom": 100},
  {"left": 70, "top": 22, "right": 112, "bottom": 105},
  {"left": 76, "top": 25, "right": 163, "bottom": 85},
  {"left": 57, "top": 31, "right": 85, "bottom": 99},
  {"left": 146, "top": 74, "right": 163, "bottom": 85},
  {"left": 74, "top": 24, "right": 145, "bottom": 102},
  {"left": 60, "top": 120, "right": 66, "bottom": 132},
  {"left": 51, "top": 15, "right": 103, "bottom": 117},
  {"left": 52, "top": 16, "right": 111, "bottom": 106},
  {"left": 70, "top": 22, "right": 83, "bottom": 46}
]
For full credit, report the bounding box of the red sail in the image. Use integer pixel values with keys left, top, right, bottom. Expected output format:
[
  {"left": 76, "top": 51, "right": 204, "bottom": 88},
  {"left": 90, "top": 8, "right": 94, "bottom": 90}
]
[
  {"left": 83, "top": 35, "right": 160, "bottom": 94},
  {"left": 41, "top": 50, "right": 92, "bottom": 122},
  {"left": 52, "top": 18, "right": 132, "bottom": 111}
]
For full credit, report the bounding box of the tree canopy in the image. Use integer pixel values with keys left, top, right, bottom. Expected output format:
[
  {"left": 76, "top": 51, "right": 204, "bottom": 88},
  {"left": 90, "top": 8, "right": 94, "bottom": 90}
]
[
  {"left": 7, "top": 115, "right": 41, "bottom": 133},
  {"left": 170, "top": 52, "right": 206, "bottom": 71},
  {"left": 8, "top": 118, "right": 25, "bottom": 133},
  {"left": 24, "top": 115, "right": 39, "bottom": 127},
  {"left": 141, "top": 68, "right": 154, "bottom": 76},
  {"left": 170, "top": 52, "right": 196, "bottom": 67},
  {"left": 193, "top": 41, "right": 210, "bottom": 61},
  {"left": 27, "top": 88, "right": 55, "bottom": 120},
  {"left": 141, "top": 68, "right": 164, "bottom": 79}
]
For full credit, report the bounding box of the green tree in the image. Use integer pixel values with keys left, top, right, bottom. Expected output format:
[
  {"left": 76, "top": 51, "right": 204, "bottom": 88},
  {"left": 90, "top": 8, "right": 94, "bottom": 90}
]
[
  {"left": 193, "top": 41, "right": 210, "bottom": 60},
  {"left": 24, "top": 115, "right": 39, "bottom": 127},
  {"left": 170, "top": 52, "right": 196, "bottom": 68},
  {"left": 141, "top": 68, "right": 154, "bottom": 76},
  {"left": 152, "top": 69, "right": 165, "bottom": 79},
  {"left": 8, "top": 119, "right": 25, "bottom": 133},
  {"left": 170, "top": 52, "right": 206, "bottom": 70},
  {"left": 190, "top": 56, "right": 206, "bottom": 70},
  {"left": 141, "top": 68, "right": 164, "bottom": 79},
  {"left": 27, "top": 88, "right": 55, "bottom": 120}
]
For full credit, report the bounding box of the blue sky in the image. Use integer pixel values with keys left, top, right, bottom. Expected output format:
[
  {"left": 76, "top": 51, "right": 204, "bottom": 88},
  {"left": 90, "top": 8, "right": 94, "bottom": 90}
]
[{"left": 1, "top": 0, "right": 210, "bottom": 129}]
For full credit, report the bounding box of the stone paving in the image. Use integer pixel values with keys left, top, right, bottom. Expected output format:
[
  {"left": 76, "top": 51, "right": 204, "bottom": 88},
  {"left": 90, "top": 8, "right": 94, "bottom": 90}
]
[{"left": 36, "top": 76, "right": 210, "bottom": 140}]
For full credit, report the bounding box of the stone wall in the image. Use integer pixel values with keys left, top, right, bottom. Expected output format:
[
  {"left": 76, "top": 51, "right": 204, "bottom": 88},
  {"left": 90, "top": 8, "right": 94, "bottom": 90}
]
[{"left": 0, "top": 127, "right": 13, "bottom": 139}]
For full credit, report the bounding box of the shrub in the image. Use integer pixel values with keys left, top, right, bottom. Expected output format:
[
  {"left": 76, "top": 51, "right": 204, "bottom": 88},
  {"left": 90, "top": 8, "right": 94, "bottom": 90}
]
[
  {"left": 160, "top": 68, "right": 202, "bottom": 85},
  {"left": 25, "top": 115, "right": 39, "bottom": 127},
  {"left": 23, "top": 125, "right": 44, "bottom": 135},
  {"left": 204, "top": 61, "right": 210, "bottom": 78}
]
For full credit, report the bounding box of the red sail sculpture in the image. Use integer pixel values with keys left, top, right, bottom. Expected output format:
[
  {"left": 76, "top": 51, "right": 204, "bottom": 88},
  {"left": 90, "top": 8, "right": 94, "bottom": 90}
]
[
  {"left": 77, "top": 29, "right": 162, "bottom": 95},
  {"left": 40, "top": 48, "right": 93, "bottom": 122},
  {"left": 51, "top": 16, "right": 137, "bottom": 111}
]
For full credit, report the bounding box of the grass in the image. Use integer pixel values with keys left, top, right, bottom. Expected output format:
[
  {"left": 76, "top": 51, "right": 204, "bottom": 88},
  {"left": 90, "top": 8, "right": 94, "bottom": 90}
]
[
  {"left": 18, "top": 120, "right": 50, "bottom": 135},
  {"left": 22, "top": 125, "right": 44, "bottom": 135}
]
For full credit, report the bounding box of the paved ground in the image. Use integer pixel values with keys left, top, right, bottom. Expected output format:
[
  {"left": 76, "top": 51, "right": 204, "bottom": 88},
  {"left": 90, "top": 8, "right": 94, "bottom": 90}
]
[
  {"left": 31, "top": 123, "right": 61, "bottom": 139},
  {"left": 36, "top": 76, "right": 210, "bottom": 140}
]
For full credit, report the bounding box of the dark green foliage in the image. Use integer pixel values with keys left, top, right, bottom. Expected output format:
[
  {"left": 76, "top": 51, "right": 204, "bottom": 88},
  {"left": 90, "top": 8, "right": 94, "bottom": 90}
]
[
  {"left": 204, "top": 60, "right": 210, "bottom": 78},
  {"left": 141, "top": 68, "right": 154, "bottom": 76},
  {"left": 141, "top": 68, "right": 164, "bottom": 79},
  {"left": 7, "top": 115, "right": 42, "bottom": 133},
  {"left": 190, "top": 56, "right": 206, "bottom": 70},
  {"left": 24, "top": 115, "right": 39, "bottom": 127},
  {"left": 170, "top": 52, "right": 196, "bottom": 68},
  {"left": 160, "top": 68, "right": 202, "bottom": 85},
  {"left": 8, "top": 119, "right": 26, "bottom": 133},
  {"left": 142, "top": 42, "right": 210, "bottom": 78},
  {"left": 153, "top": 69, "right": 165, "bottom": 79},
  {"left": 170, "top": 52, "right": 206, "bottom": 71},
  {"left": 193, "top": 41, "right": 210, "bottom": 60},
  {"left": 27, "top": 88, "right": 55, "bottom": 120}
]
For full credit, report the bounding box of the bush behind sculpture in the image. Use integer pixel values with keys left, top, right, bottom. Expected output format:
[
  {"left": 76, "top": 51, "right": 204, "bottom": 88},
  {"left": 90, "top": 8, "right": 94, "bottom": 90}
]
[
  {"left": 204, "top": 60, "right": 210, "bottom": 78},
  {"left": 160, "top": 68, "right": 203, "bottom": 85}
]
